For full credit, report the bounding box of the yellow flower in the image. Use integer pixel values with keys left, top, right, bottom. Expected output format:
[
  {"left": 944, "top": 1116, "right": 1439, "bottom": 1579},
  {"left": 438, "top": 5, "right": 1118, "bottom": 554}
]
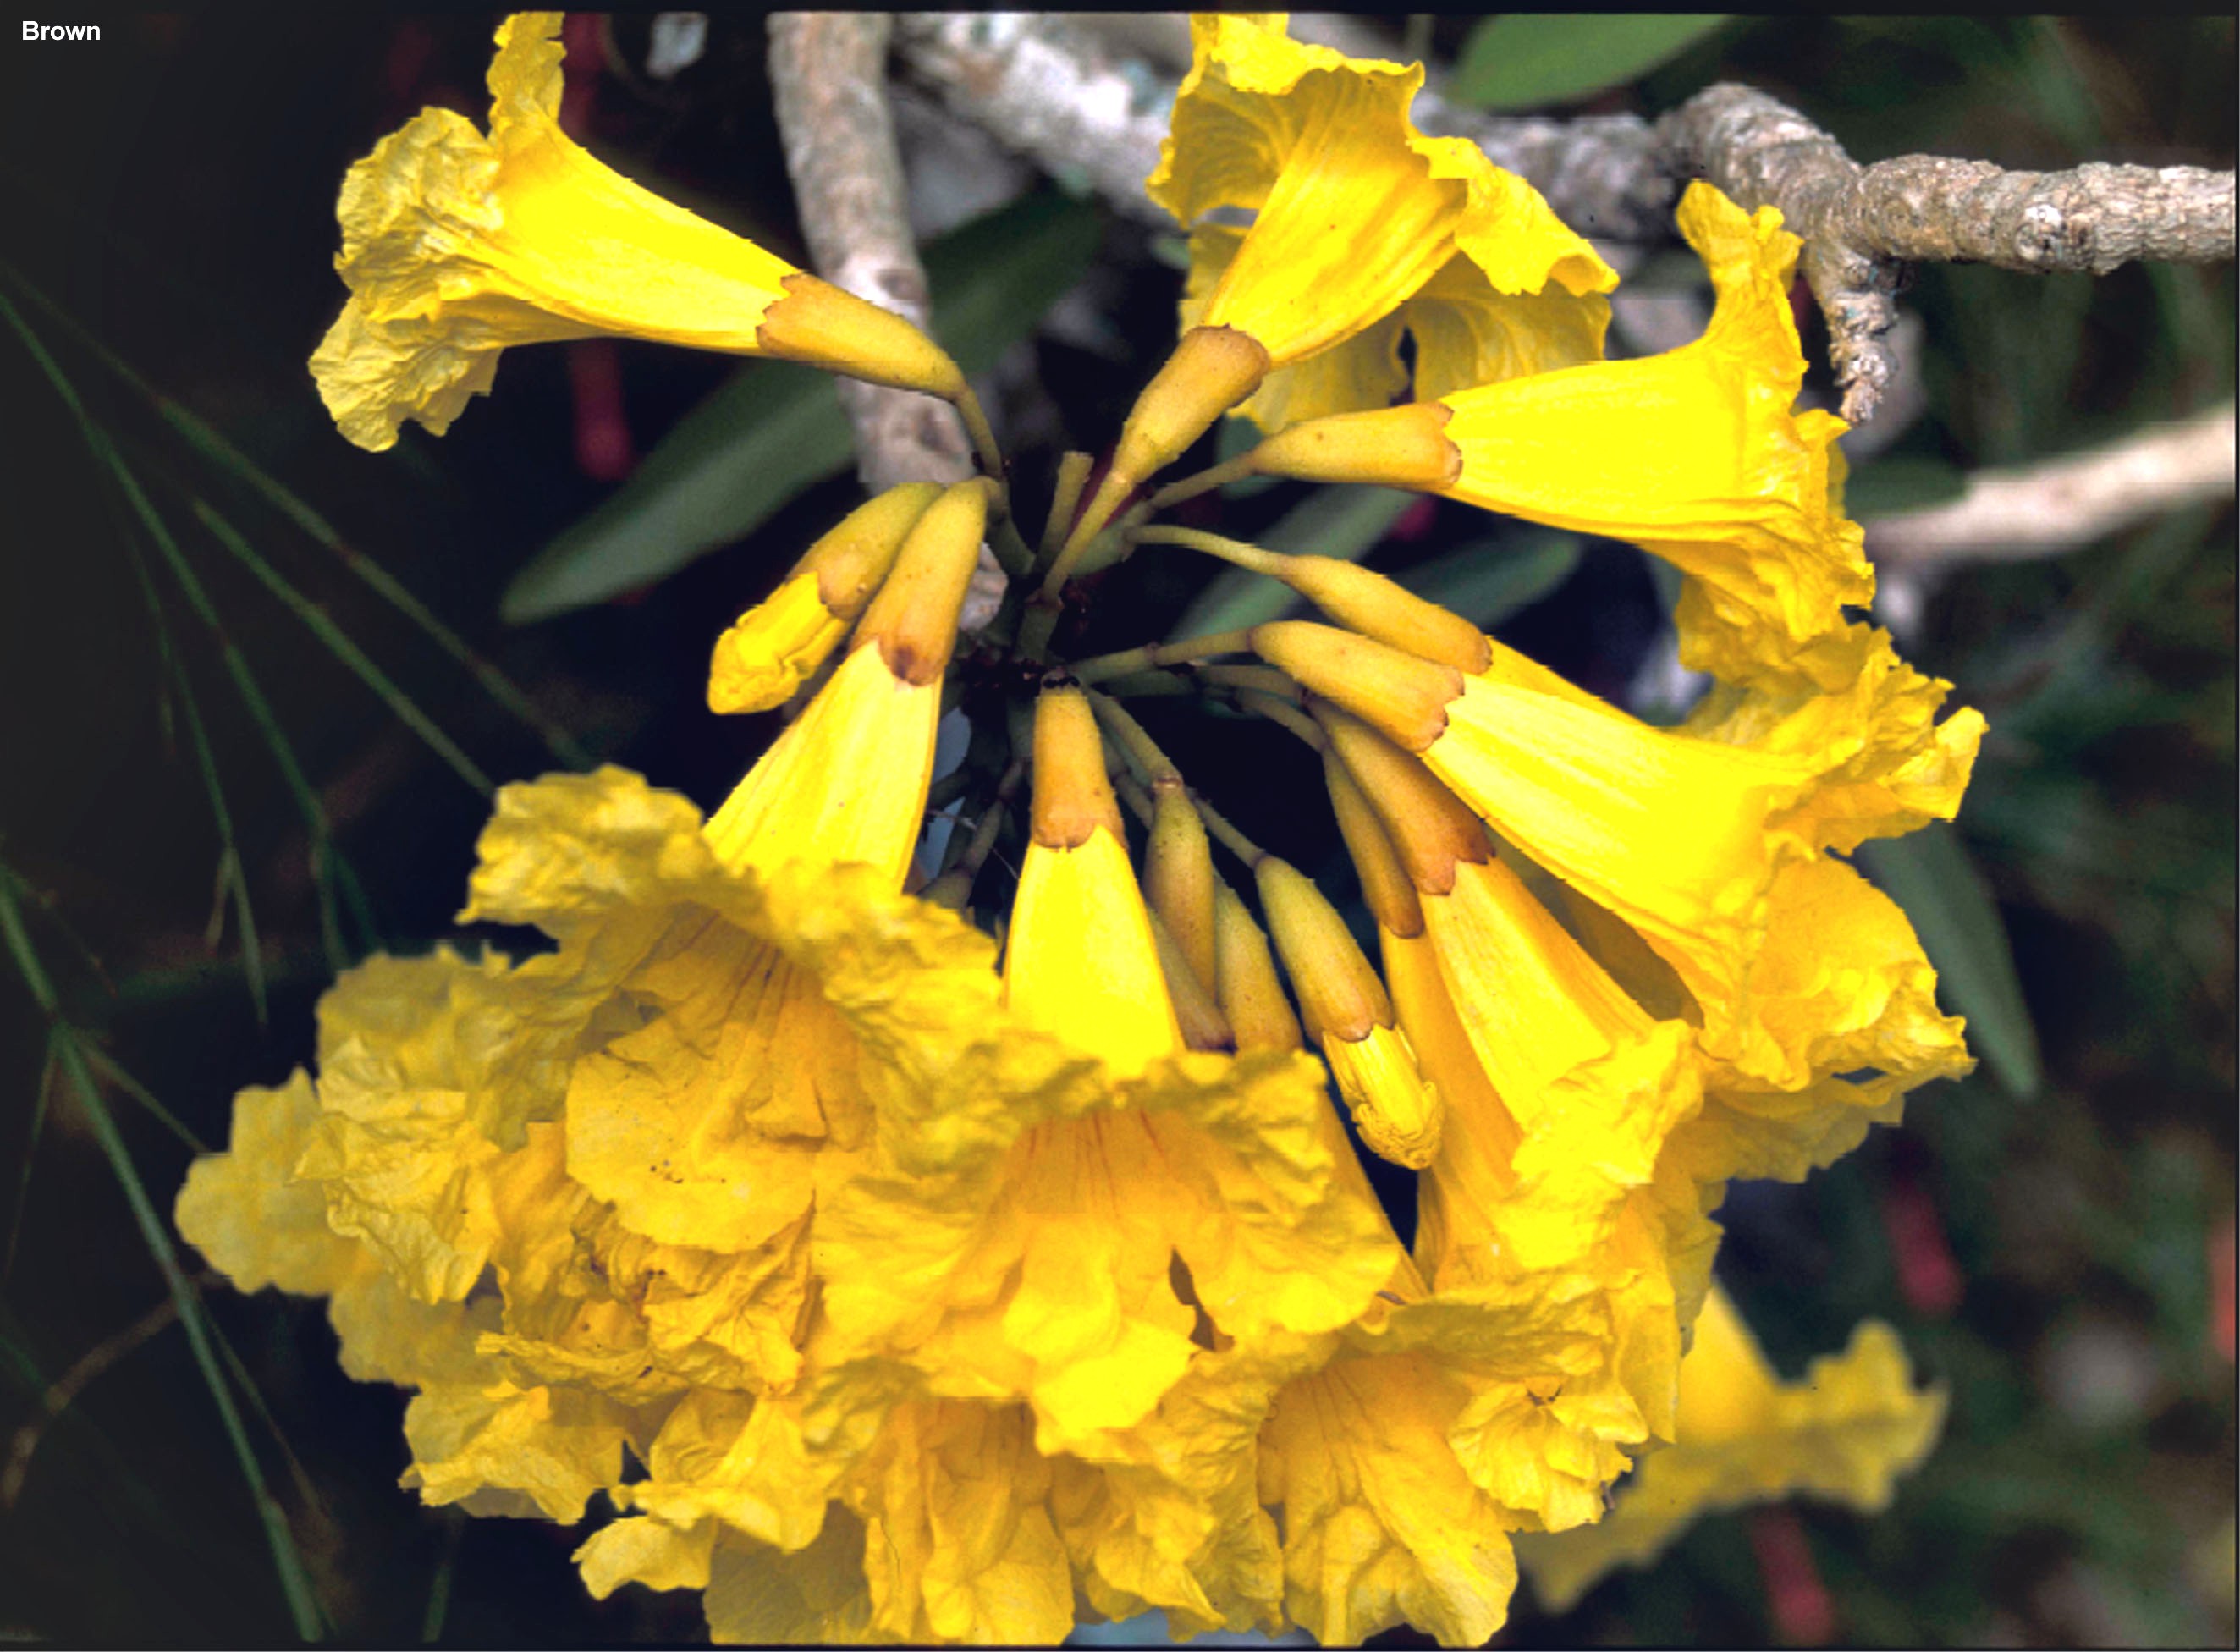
[
  {"left": 707, "top": 482, "right": 943, "bottom": 715},
  {"left": 1064, "top": 12, "right": 1612, "bottom": 556},
  {"left": 1518, "top": 1283, "right": 1946, "bottom": 1612},
  {"left": 1239, "top": 184, "right": 1873, "bottom": 689},
  {"left": 809, "top": 686, "right": 1400, "bottom": 1455},
  {"left": 311, "top": 13, "right": 971, "bottom": 451},
  {"left": 1258, "top": 620, "right": 1979, "bottom": 1088}
]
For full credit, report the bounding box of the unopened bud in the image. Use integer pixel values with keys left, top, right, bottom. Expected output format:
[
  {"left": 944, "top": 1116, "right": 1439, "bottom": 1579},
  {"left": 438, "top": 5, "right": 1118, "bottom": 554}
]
[
  {"left": 1315, "top": 705, "right": 1489, "bottom": 895},
  {"left": 854, "top": 479, "right": 992, "bottom": 684},
  {"left": 1250, "top": 620, "right": 1461, "bottom": 752},
  {"left": 1274, "top": 557, "right": 1489, "bottom": 675},
  {"left": 1247, "top": 402, "right": 1461, "bottom": 491},
  {"left": 1324, "top": 753, "right": 1424, "bottom": 938},
  {"left": 708, "top": 483, "right": 942, "bottom": 713},
  {"left": 1146, "top": 782, "right": 1219, "bottom": 994},
  {"left": 756, "top": 271, "right": 969, "bottom": 399},
  {"left": 1255, "top": 858, "right": 1391, "bottom": 1044},
  {"left": 1028, "top": 685, "right": 1124, "bottom": 849},
  {"left": 1213, "top": 882, "right": 1303, "bottom": 1053},
  {"left": 1151, "top": 909, "right": 1234, "bottom": 1052}
]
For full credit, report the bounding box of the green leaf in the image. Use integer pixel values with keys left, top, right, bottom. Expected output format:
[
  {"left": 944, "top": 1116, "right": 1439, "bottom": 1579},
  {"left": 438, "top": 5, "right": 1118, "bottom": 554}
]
[
  {"left": 1393, "top": 531, "right": 1582, "bottom": 627},
  {"left": 1169, "top": 487, "right": 1415, "bottom": 639},
  {"left": 502, "top": 190, "right": 1104, "bottom": 623},
  {"left": 1853, "top": 824, "right": 2043, "bottom": 1098},
  {"left": 1452, "top": 14, "right": 1731, "bottom": 110}
]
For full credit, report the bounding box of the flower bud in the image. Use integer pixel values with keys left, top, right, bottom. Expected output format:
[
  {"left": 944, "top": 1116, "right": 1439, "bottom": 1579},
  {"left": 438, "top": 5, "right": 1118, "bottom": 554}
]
[
  {"left": 1250, "top": 620, "right": 1461, "bottom": 752},
  {"left": 853, "top": 479, "right": 993, "bottom": 685},
  {"left": 708, "top": 483, "right": 942, "bottom": 713},
  {"left": 1247, "top": 402, "right": 1461, "bottom": 490}
]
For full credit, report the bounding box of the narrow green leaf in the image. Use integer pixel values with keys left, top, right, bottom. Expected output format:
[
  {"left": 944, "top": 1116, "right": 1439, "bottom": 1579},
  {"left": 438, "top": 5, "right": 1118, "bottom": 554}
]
[
  {"left": 3, "top": 1028, "right": 61, "bottom": 1290},
  {"left": 122, "top": 540, "right": 267, "bottom": 1025},
  {"left": 1453, "top": 14, "right": 1731, "bottom": 110},
  {"left": 0, "top": 285, "right": 360, "bottom": 971},
  {"left": 0, "top": 877, "right": 326, "bottom": 1639},
  {"left": 80, "top": 1044, "right": 210, "bottom": 1156},
  {"left": 0, "top": 258, "right": 591, "bottom": 770},
  {"left": 1170, "top": 487, "right": 1416, "bottom": 639},
  {"left": 503, "top": 190, "right": 1104, "bottom": 622},
  {"left": 190, "top": 498, "right": 492, "bottom": 796},
  {"left": 1853, "top": 824, "right": 2043, "bottom": 1098},
  {"left": 1393, "top": 531, "right": 1582, "bottom": 627}
]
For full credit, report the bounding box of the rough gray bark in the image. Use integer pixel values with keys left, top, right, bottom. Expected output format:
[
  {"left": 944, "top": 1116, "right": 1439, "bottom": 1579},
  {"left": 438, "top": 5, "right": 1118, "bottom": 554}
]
[
  {"left": 1658, "top": 83, "right": 2235, "bottom": 421},
  {"left": 892, "top": 15, "right": 2236, "bottom": 427}
]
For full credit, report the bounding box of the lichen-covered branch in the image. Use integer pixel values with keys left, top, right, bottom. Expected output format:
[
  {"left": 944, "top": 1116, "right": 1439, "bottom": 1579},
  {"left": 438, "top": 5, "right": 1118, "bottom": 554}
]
[
  {"left": 767, "top": 13, "right": 977, "bottom": 494},
  {"left": 894, "top": 17, "right": 2235, "bottom": 428},
  {"left": 1658, "top": 82, "right": 2236, "bottom": 421},
  {"left": 891, "top": 13, "right": 1174, "bottom": 228}
]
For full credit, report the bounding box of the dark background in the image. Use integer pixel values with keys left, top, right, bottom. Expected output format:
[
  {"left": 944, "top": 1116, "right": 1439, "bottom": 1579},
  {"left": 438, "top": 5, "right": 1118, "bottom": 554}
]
[{"left": 0, "top": 14, "right": 2231, "bottom": 1647}]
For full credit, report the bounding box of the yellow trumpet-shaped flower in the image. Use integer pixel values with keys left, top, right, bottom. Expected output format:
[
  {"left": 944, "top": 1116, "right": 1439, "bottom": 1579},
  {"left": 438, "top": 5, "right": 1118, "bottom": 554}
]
[
  {"left": 1064, "top": 12, "right": 1613, "bottom": 557},
  {"left": 807, "top": 686, "right": 1398, "bottom": 1459},
  {"left": 1519, "top": 1283, "right": 1946, "bottom": 1612},
  {"left": 1258, "top": 620, "right": 1979, "bottom": 1082},
  {"left": 311, "top": 13, "right": 970, "bottom": 451},
  {"left": 707, "top": 482, "right": 943, "bottom": 715},
  {"left": 1242, "top": 184, "right": 1875, "bottom": 689}
]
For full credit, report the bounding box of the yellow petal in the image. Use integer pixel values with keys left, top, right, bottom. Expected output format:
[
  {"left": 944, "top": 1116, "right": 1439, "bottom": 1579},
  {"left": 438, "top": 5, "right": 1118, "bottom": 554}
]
[
  {"left": 1006, "top": 827, "right": 1184, "bottom": 1079},
  {"left": 401, "top": 1377, "right": 630, "bottom": 1523},
  {"left": 313, "top": 14, "right": 960, "bottom": 451},
  {"left": 1151, "top": 16, "right": 1463, "bottom": 369},
  {"left": 1260, "top": 1351, "right": 1522, "bottom": 1647},
  {"left": 1428, "top": 184, "right": 1870, "bottom": 686},
  {"left": 174, "top": 1071, "right": 364, "bottom": 1297},
  {"left": 575, "top": 1515, "right": 718, "bottom": 1599},
  {"left": 1518, "top": 1285, "right": 1946, "bottom": 1611},
  {"left": 1324, "top": 1023, "right": 1444, "bottom": 1170},
  {"left": 704, "top": 1516, "right": 879, "bottom": 1644},
  {"left": 703, "top": 643, "right": 942, "bottom": 887}
]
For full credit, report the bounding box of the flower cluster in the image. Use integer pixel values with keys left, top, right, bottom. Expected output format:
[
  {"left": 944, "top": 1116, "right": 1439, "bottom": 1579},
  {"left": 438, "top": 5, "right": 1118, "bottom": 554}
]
[{"left": 181, "top": 14, "right": 1965, "bottom": 1644}]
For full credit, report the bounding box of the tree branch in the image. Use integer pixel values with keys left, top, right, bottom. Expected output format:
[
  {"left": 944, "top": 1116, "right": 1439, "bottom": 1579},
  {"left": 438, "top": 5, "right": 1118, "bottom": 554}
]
[
  {"left": 892, "top": 16, "right": 2236, "bottom": 429},
  {"left": 1658, "top": 83, "right": 2236, "bottom": 422},
  {"left": 767, "top": 13, "right": 977, "bottom": 494},
  {"left": 1868, "top": 401, "right": 2236, "bottom": 572}
]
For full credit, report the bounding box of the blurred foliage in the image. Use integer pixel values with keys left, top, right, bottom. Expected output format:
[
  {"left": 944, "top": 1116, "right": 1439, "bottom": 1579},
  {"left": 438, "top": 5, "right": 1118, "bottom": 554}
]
[{"left": 0, "top": 13, "right": 2231, "bottom": 1649}]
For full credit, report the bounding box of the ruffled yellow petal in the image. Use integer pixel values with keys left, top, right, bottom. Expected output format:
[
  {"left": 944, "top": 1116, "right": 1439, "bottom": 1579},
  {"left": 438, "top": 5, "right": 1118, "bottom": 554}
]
[
  {"left": 1152, "top": 16, "right": 1464, "bottom": 369},
  {"left": 174, "top": 1071, "right": 365, "bottom": 1297},
  {"left": 313, "top": 14, "right": 960, "bottom": 451},
  {"left": 1162, "top": 20, "right": 1613, "bottom": 436},
  {"left": 1519, "top": 1286, "right": 1946, "bottom": 1611},
  {"left": 575, "top": 1515, "right": 718, "bottom": 1599},
  {"left": 1424, "top": 184, "right": 1870, "bottom": 687},
  {"left": 1669, "top": 855, "right": 1974, "bottom": 1183},
  {"left": 401, "top": 1377, "right": 630, "bottom": 1523},
  {"left": 704, "top": 1517, "right": 878, "bottom": 1644},
  {"left": 1259, "top": 1350, "right": 1521, "bottom": 1647},
  {"left": 849, "top": 1401, "right": 1075, "bottom": 1644}
]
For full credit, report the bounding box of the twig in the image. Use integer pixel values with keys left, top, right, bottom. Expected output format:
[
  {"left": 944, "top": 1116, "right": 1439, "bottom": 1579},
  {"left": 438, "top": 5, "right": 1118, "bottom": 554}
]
[
  {"left": 1658, "top": 83, "right": 2237, "bottom": 422},
  {"left": 767, "top": 14, "right": 1004, "bottom": 630},
  {"left": 899, "top": 19, "right": 2235, "bottom": 430},
  {"left": 768, "top": 15, "right": 978, "bottom": 493},
  {"left": 1869, "top": 403, "right": 2237, "bottom": 572}
]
